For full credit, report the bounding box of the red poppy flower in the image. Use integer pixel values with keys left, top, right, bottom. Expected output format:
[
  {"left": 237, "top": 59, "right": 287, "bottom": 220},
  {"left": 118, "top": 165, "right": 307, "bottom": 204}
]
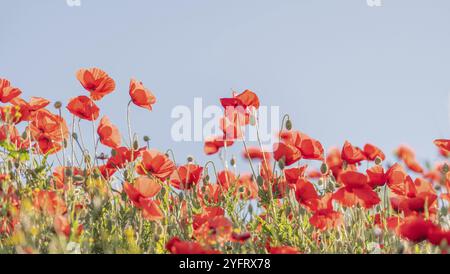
[
  {"left": 217, "top": 170, "right": 236, "bottom": 190},
  {"left": 294, "top": 178, "right": 319, "bottom": 211},
  {"left": 66, "top": 96, "right": 100, "bottom": 121},
  {"left": 220, "top": 112, "right": 245, "bottom": 140},
  {"left": 136, "top": 149, "right": 175, "bottom": 180},
  {"left": 427, "top": 226, "right": 450, "bottom": 246},
  {"left": 0, "top": 78, "right": 22, "bottom": 103},
  {"left": 170, "top": 164, "right": 204, "bottom": 190},
  {"left": 390, "top": 177, "right": 437, "bottom": 216},
  {"left": 397, "top": 216, "right": 436, "bottom": 243},
  {"left": 242, "top": 147, "right": 272, "bottom": 161},
  {"left": 309, "top": 194, "right": 343, "bottom": 231},
  {"left": 434, "top": 139, "right": 450, "bottom": 154},
  {"left": 395, "top": 145, "right": 424, "bottom": 173},
  {"left": 363, "top": 143, "right": 385, "bottom": 161},
  {"left": 124, "top": 176, "right": 161, "bottom": 205},
  {"left": 220, "top": 89, "right": 260, "bottom": 110},
  {"left": 194, "top": 215, "right": 233, "bottom": 245},
  {"left": 166, "top": 237, "right": 220, "bottom": 254},
  {"left": 326, "top": 147, "right": 344, "bottom": 177},
  {"left": 284, "top": 165, "right": 308, "bottom": 184},
  {"left": 98, "top": 165, "right": 117, "bottom": 180},
  {"left": 76, "top": 68, "right": 116, "bottom": 101},
  {"left": 141, "top": 199, "right": 164, "bottom": 221},
  {"left": 333, "top": 171, "right": 380, "bottom": 208},
  {"left": 10, "top": 97, "right": 50, "bottom": 121},
  {"left": 0, "top": 124, "right": 29, "bottom": 150},
  {"left": 33, "top": 190, "right": 67, "bottom": 216},
  {"left": 29, "top": 109, "right": 68, "bottom": 154},
  {"left": 386, "top": 163, "right": 408, "bottom": 195},
  {"left": 204, "top": 135, "right": 234, "bottom": 155},
  {"left": 342, "top": 141, "right": 366, "bottom": 164},
  {"left": 54, "top": 215, "right": 83, "bottom": 238},
  {"left": 129, "top": 79, "right": 156, "bottom": 111},
  {"left": 273, "top": 142, "right": 301, "bottom": 166},
  {"left": 52, "top": 166, "right": 83, "bottom": 189},
  {"left": 231, "top": 232, "right": 252, "bottom": 243},
  {"left": 268, "top": 246, "right": 301, "bottom": 254},
  {"left": 97, "top": 116, "right": 121, "bottom": 148},
  {"left": 107, "top": 146, "right": 145, "bottom": 169},
  {"left": 366, "top": 165, "right": 387, "bottom": 188}
]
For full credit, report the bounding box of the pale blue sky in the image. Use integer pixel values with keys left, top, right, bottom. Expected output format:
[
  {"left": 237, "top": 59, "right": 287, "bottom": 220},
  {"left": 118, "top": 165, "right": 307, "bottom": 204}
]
[{"left": 1, "top": 0, "right": 449, "bottom": 169}]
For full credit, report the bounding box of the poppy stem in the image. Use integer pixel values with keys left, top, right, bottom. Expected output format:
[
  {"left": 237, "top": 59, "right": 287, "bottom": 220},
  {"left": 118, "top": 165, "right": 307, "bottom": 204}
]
[{"left": 127, "top": 100, "right": 133, "bottom": 147}]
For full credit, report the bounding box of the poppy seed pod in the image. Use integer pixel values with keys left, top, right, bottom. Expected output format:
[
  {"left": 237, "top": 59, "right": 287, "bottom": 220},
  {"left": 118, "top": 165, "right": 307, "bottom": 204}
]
[
  {"left": 143, "top": 136, "right": 150, "bottom": 142},
  {"left": 285, "top": 119, "right": 292, "bottom": 130},
  {"left": 54, "top": 101, "right": 62, "bottom": 109},
  {"left": 187, "top": 155, "right": 194, "bottom": 163},
  {"left": 442, "top": 163, "right": 449, "bottom": 174}
]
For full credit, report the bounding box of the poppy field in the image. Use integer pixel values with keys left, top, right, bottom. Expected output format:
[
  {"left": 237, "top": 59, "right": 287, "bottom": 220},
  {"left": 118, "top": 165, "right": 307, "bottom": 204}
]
[{"left": 0, "top": 68, "right": 449, "bottom": 254}]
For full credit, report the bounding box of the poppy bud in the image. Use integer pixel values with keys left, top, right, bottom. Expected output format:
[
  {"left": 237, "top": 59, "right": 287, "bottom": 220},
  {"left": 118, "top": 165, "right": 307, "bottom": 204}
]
[
  {"left": 160, "top": 187, "right": 166, "bottom": 196},
  {"left": 54, "top": 101, "right": 62, "bottom": 109},
  {"left": 320, "top": 163, "right": 328, "bottom": 175},
  {"left": 72, "top": 133, "right": 78, "bottom": 140},
  {"left": 248, "top": 204, "right": 253, "bottom": 214},
  {"left": 278, "top": 157, "right": 285, "bottom": 170},
  {"left": 187, "top": 155, "right": 194, "bottom": 163},
  {"left": 143, "top": 136, "right": 150, "bottom": 142},
  {"left": 73, "top": 175, "right": 84, "bottom": 182},
  {"left": 375, "top": 156, "right": 383, "bottom": 165},
  {"left": 230, "top": 156, "right": 236, "bottom": 167},
  {"left": 442, "top": 163, "right": 449, "bottom": 174},
  {"left": 256, "top": 175, "right": 264, "bottom": 187},
  {"left": 133, "top": 140, "right": 139, "bottom": 150},
  {"left": 204, "top": 174, "right": 210, "bottom": 182},
  {"left": 285, "top": 119, "right": 292, "bottom": 130},
  {"left": 123, "top": 170, "right": 129, "bottom": 179},
  {"left": 249, "top": 114, "right": 257, "bottom": 126},
  {"left": 65, "top": 168, "right": 73, "bottom": 177},
  {"left": 21, "top": 131, "right": 28, "bottom": 140}
]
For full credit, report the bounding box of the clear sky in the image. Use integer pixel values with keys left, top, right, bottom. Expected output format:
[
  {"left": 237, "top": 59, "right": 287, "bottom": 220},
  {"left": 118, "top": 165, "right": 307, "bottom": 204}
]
[{"left": 1, "top": 0, "right": 449, "bottom": 170}]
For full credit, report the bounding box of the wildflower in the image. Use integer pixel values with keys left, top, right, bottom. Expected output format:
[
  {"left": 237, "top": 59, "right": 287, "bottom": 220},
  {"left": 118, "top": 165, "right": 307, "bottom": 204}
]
[
  {"left": 129, "top": 79, "right": 156, "bottom": 111},
  {"left": 204, "top": 135, "right": 234, "bottom": 155},
  {"left": 341, "top": 141, "right": 366, "bottom": 165},
  {"left": 170, "top": 164, "right": 203, "bottom": 190},
  {"left": 136, "top": 149, "right": 175, "bottom": 180},
  {"left": 66, "top": 95, "right": 100, "bottom": 121},
  {"left": 333, "top": 170, "right": 381, "bottom": 208},
  {"left": 0, "top": 78, "right": 22, "bottom": 103},
  {"left": 97, "top": 116, "right": 121, "bottom": 148},
  {"left": 76, "top": 68, "right": 116, "bottom": 101}
]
